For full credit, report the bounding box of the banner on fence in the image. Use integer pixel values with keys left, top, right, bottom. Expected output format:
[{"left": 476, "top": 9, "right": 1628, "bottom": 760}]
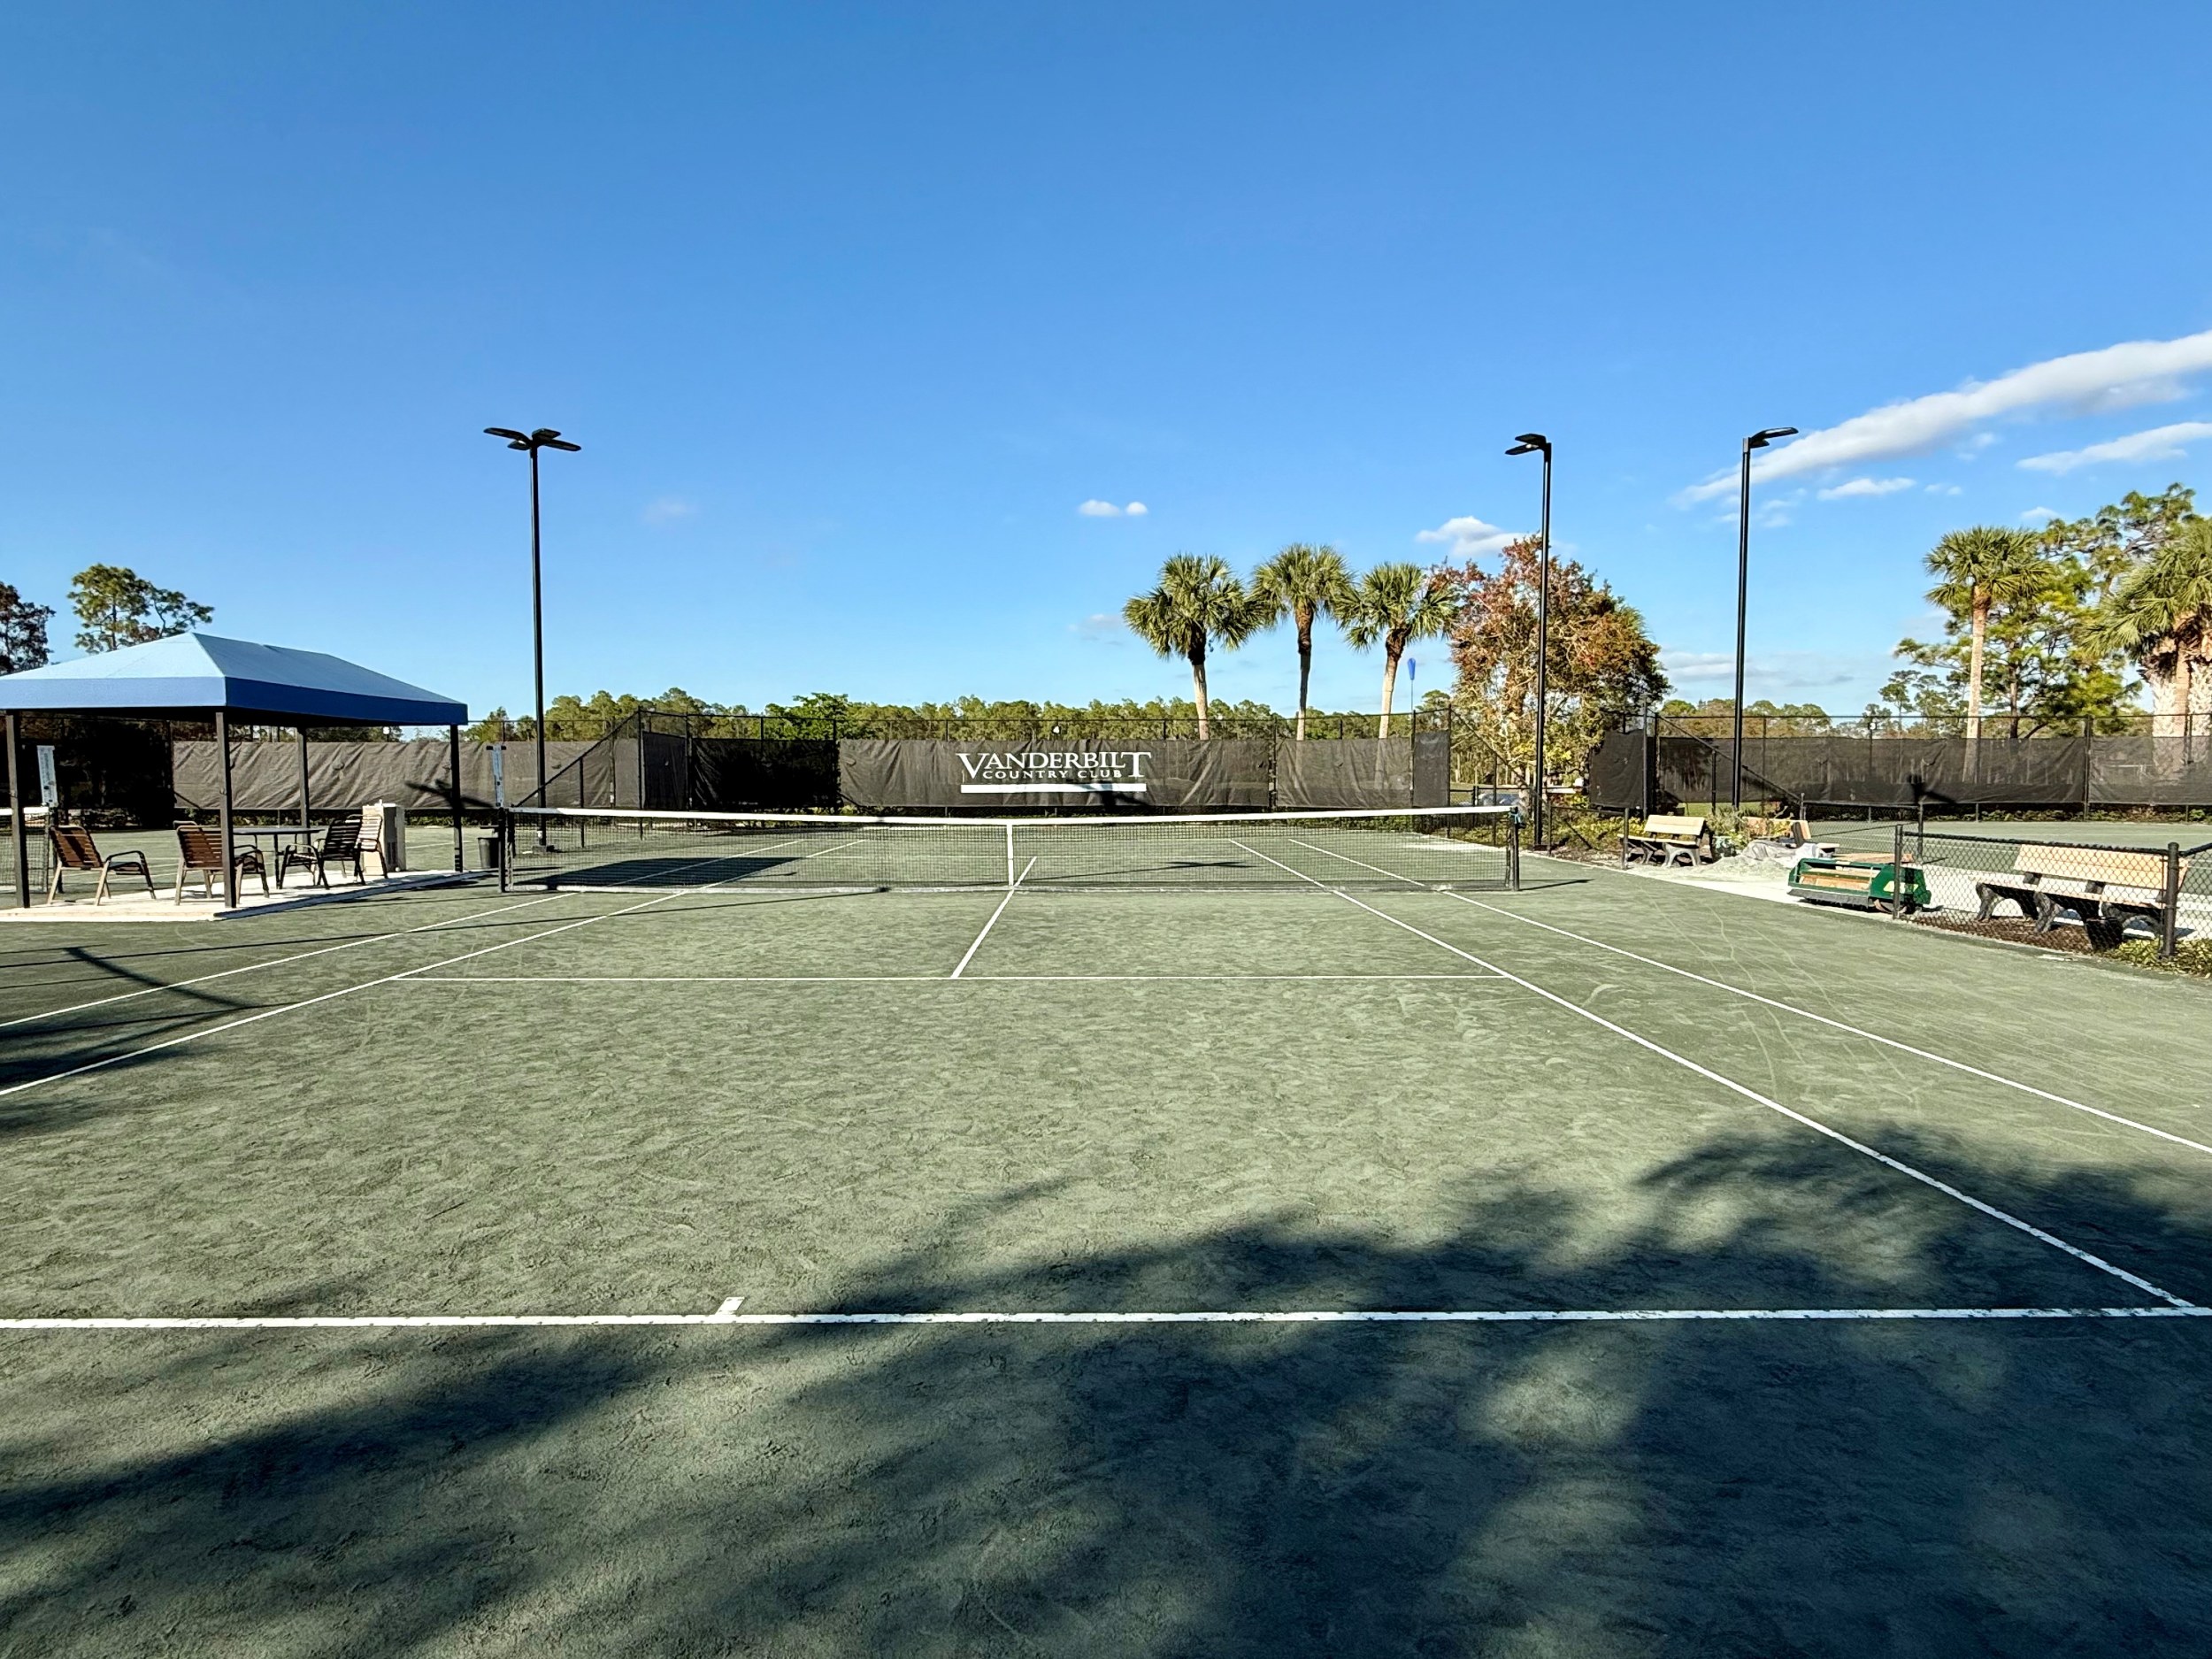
[{"left": 837, "top": 739, "right": 1275, "bottom": 811}]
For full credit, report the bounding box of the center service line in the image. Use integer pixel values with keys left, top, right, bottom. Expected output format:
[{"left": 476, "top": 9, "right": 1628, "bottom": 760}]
[{"left": 1226, "top": 841, "right": 2194, "bottom": 1311}]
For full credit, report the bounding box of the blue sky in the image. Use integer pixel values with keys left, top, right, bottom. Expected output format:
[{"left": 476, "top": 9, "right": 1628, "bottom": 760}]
[{"left": 5, "top": 4, "right": 2210, "bottom": 722}]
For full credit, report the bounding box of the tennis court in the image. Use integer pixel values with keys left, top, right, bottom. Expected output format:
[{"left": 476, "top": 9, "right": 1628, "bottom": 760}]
[{"left": 4, "top": 818, "right": 2209, "bottom": 1655}]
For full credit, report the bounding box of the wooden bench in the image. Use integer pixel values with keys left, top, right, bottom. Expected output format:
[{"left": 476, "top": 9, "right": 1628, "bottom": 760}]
[
  {"left": 1973, "top": 845, "right": 2184, "bottom": 949},
  {"left": 1622, "top": 814, "right": 1715, "bottom": 868}
]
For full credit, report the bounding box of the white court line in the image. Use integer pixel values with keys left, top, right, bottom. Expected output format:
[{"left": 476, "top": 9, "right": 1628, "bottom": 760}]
[
  {"left": 5, "top": 1305, "right": 2208, "bottom": 1331},
  {"left": 0, "top": 892, "right": 572, "bottom": 1033},
  {"left": 394, "top": 972, "right": 1509, "bottom": 985},
  {"left": 948, "top": 856, "right": 1033, "bottom": 978},
  {"left": 1295, "top": 838, "right": 2212, "bottom": 1164},
  {"left": 1229, "top": 840, "right": 2194, "bottom": 1311},
  {"left": 0, "top": 879, "right": 756, "bottom": 1103}
]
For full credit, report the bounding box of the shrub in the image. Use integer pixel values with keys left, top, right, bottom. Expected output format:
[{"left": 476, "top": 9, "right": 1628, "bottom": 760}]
[{"left": 2109, "top": 938, "right": 2212, "bottom": 979}]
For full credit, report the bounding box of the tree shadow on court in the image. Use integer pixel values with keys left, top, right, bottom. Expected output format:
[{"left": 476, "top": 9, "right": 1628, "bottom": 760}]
[{"left": 4, "top": 1132, "right": 2211, "bottom": 1656}]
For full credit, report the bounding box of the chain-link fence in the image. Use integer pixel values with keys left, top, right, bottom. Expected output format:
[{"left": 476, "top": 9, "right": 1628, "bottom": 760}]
[{"left": 1845, "top": 824, "right": 2207, "bottom": 960}]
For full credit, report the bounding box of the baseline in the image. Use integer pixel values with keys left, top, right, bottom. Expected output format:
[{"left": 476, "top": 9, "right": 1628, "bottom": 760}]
[
  {"left": 1227, "top": 840, "right": 2193, "bottom": 1311},
  {"left": 5, "top": 1304, "right": 2208, "bottom": 1332},
  {"left": 393, "top": 972, "right": 1509, "bottom": 985}
]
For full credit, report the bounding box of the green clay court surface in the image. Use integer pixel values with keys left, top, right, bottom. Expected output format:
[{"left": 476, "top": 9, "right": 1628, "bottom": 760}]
[{"left": 3, "top": 859, "right": 2209, "bottom": 1654}]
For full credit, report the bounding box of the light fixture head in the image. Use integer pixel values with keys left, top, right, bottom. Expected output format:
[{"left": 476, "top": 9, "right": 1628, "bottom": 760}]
[
  {"left": 1745, "top": 426, "right": 1799, "bottom": 450},
  {"left": 484, "top": 426, "right": 529, "bottom": 443}
]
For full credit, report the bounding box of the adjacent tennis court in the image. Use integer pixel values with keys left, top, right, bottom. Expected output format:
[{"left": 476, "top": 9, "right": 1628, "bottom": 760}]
[{"left": 3, "top": 829, "right": 2208, "bottom": 1654}]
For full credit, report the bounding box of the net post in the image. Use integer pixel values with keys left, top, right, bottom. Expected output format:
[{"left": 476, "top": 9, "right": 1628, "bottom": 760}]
[
  {"left": 1890, "top": 821, "right": 1908, "bottom": 918},
  {"left": 496, "top": 809, "right": 511, "bottom": 893},
  {"left": 1005, "top": 820, "right": 1016, "bottom": 889},
  {"left": 1509, "top": 807, "right": 1523, "bottom": 890},
  {"left": 2162, "top": 841, "right": 2182, "bottom": 959}
]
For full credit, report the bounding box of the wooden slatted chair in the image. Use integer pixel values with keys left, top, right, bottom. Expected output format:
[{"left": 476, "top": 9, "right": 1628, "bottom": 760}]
[
  {"left": 279, "top": 815, "right": 366, "bottom": 888},
  {"left": 354, "top": 806, "right": 389, "bottom": 879},
  {"left": 46, "top": 822, "right": 156, "bottom": 905},
  {"left": 174, "top": 822, "right": 270, "bottom": 902}
]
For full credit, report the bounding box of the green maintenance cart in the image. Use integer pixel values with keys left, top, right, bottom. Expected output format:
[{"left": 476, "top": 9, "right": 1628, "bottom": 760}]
[{"left": 1788, "top": 849, "right": 1932, "bottom": 914}]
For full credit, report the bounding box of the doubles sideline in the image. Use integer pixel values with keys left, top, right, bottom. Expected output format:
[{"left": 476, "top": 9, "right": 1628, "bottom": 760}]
[
  {"left": 0, "top": 889, "right": 569, "bottom": 1033},
  {"left": 1293, "top": 838, "right": 2212, "bottom": 1163},
  {"left": 1229, "top": 839, "right": 2194, "bottom": 1312},
  {"left": 0, "top": 840, "right": 822, "bottom": 1102}
]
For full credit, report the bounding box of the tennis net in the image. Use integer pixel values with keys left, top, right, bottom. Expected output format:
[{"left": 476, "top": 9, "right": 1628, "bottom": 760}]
[{"left": 499, "top": 805, "right": 1520, "bottom": 894}]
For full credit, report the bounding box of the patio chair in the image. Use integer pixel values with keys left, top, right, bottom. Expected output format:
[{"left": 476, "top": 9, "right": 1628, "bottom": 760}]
[
  {"left": 47, "top": 822, "right": 156, "bottom": 905},
  {"left": 280, "top": 815, "right": 366, "bottom": 888},
  {"left": 174, "top": 822, "right": 270, "bottom": 902},
  {"left": 355, "top": 806, "right": 390, "bottom": 879}
]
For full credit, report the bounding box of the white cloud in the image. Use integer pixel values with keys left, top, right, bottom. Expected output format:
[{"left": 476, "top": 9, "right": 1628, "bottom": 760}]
[
  {"left": 1661, "top": 650, "right": 1736, "bottom": 680},
  {"left": 1660, "top": 648, "right": 1875, "bottom": 692},
  {"left": 1674, "top": 327, "right": 2212, "bottom": 503},
  {"left": 1070, "top": 612, "right": 1123, "bottom": 639},
  {"left": 1415, "top": 515, "right": 1520, "bottom": 557},
  {"left": 641, "top": 496, "right": 698, "bottom": 526},
  {"left": 1125, "top": 501, "right": 1148, "bottom": 517},
  {"left": 1925, "top": 483, "right": 1962, "bottom": 496},
  {"left": 2016, "top": 419, "right": 2212, "bottom": 475},
  {"left": 2020, "top": 506, "right": 2059, "bottom": 524},
  {"left": 1816, "top": 476, "right": 1916, "bottom": 500},
  {"left": 1078, "top": 499, "right": 1148, "bottom": 518},
  {"left": 1709, "top": 491, "right": 1801, "bottom": 530}
]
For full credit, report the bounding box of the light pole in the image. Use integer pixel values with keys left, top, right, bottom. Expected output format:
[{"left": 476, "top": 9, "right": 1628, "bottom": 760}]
[
  {"left": 1732, "top": 426, "right": 1797, "bottom": 808},
  {"left": 1506, "top": 433, "right": 1552, "bottom": 848},
  {"left": 484, "top": 426, "right": 581, "bottom": 831}
]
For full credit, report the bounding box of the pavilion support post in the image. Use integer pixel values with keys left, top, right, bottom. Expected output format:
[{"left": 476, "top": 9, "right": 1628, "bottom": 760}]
[
  {"left": 449, "top": 725, "right": 464, "bottom": 872},
  {"left": 217, "top": 710, "right": 238, "bottom": 910},
  {"left": 4, "top": 712, "right": 27, "bottom": 910},
  {"left": 298, "top": 725, "right": 311, "bottom": 834}
]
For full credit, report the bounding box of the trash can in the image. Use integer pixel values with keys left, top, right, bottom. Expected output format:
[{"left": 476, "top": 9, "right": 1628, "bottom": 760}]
[{"left": 478, "top": 833, "right": 503, "bottom": 872}]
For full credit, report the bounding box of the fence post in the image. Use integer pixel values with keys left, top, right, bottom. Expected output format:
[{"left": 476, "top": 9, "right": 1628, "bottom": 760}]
[{"left": 2163, "top": 841, "right": 2183, "bottom": 959}]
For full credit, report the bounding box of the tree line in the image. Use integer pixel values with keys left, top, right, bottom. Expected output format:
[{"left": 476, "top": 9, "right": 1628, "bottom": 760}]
[
  {"left": 1121, "top": 549, "right": 1457, "bottom": 741},
  {"left": 1120, "top": 542, "right": 1670, "bottom": 773},
  {"left": 1878, "top": 482, "right": 2209, "bottom": 736},
  {"left": 464, "top": 689, "right": 1446, "bottom": 746},
  {"left": 0, "top": 565, "right": 215, "bottom": 673}
]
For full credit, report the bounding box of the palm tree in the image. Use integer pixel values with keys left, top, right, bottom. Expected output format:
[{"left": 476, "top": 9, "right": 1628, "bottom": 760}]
[
  {"left": 1122, "top": 554, "right": 1267, "bottom": 738},
  {"left": 2089, "top": 517, "right": 2212, "bottom": 737},
  {"left": 1924, "top": 526, "right": 2049, "bottom": 744},
  {"left": 1341, "top": 562, "right": 1457, "bottom": 739},
  {"left": 1250, "top": 543, "right": 1354, "bottom": 741}
]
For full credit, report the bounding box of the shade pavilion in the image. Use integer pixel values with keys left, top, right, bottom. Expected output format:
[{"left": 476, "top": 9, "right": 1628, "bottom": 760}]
[{"left": 0, "top": 632, "right": 469, "bottom": 908}]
